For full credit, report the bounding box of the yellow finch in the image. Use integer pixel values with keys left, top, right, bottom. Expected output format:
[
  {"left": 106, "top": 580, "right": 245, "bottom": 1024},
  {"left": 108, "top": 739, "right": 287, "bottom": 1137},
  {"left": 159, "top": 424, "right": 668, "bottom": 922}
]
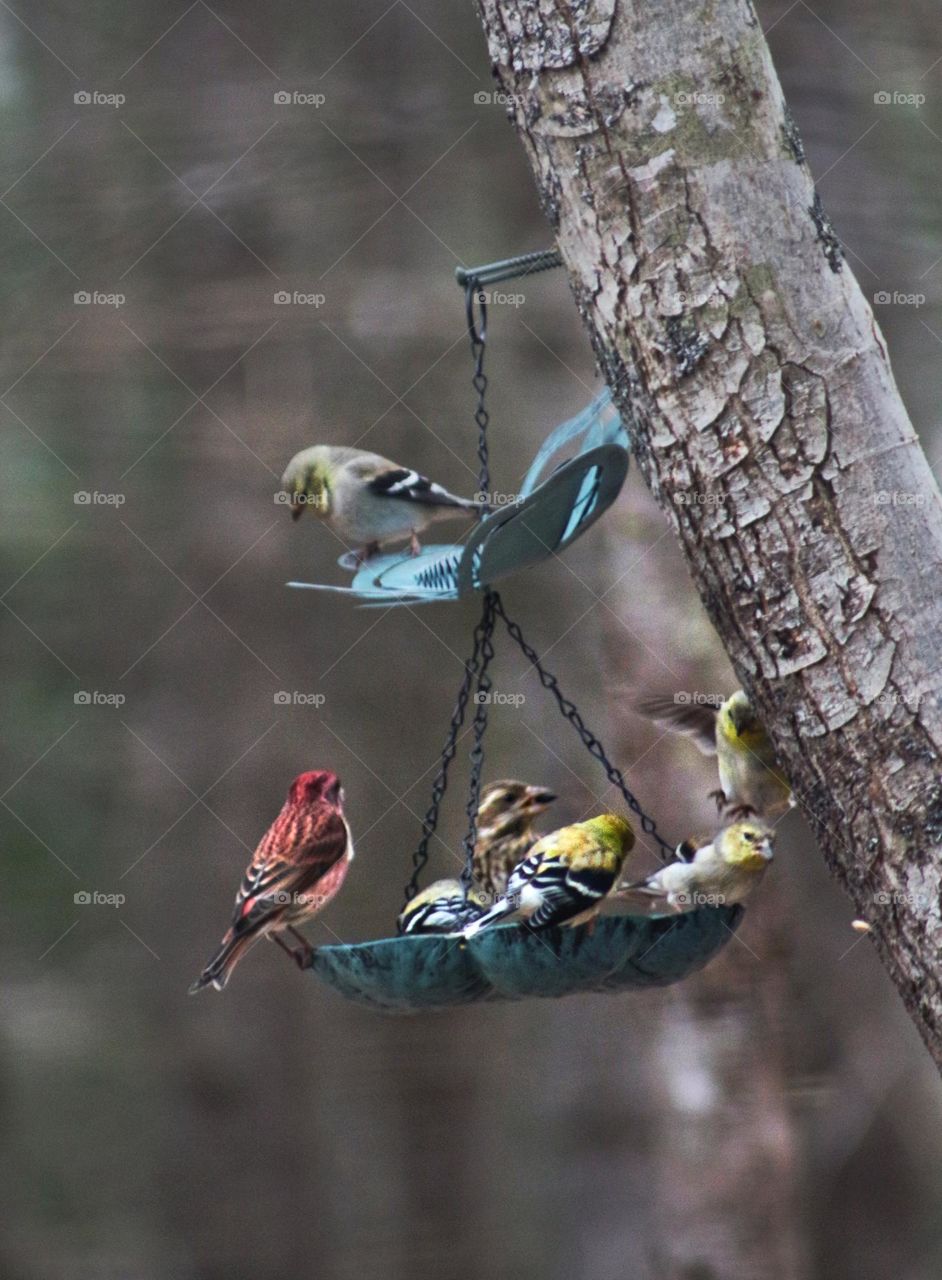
[
  {"left": 461, "top": 814, "right": 635, "bottom": 938},
  {"left": 634, "top": 689, "right": 792, "bottom": 820},
  {"left": 472, "top": 779, "right": 557, "bottom": 898},
  {"left": 281, "top": 445, "right": 484, "bottom": 562},
  {"left": 397, "top": 879, "right": 489, "bottom": 936},
  {"left": 620, "top": 820, "right": 774, "bottom": 912}
]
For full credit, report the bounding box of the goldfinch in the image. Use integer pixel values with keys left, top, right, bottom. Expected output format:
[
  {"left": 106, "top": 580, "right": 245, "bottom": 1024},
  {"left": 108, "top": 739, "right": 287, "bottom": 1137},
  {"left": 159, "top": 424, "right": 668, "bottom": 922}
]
[
  {"left": 281, "top": 445, "right": 484, "bottom": 562},
  {"left": 634, "top": 689, "right": 792, "bottom": 820},
  {"left": 619, "top": 820, "right": 774, "bottom": 912},
  {"left": 461, "top": 814, "right": 635, "bottom": 938},
  {"left": 397, "top": 878, "right": 489, "bottom": 936},
  {"left": 472, "top": 779, "right": 557, "bottom": 898},
  {"left": 189, "top": 770, "right": 352, "bottom": 993}
]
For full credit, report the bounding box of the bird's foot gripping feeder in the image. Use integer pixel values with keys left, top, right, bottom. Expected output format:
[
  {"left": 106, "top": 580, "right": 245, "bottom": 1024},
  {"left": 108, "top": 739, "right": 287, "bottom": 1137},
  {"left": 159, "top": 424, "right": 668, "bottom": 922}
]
[{"left": 301, "top": 250, "right": 744, "bottom": 1011}]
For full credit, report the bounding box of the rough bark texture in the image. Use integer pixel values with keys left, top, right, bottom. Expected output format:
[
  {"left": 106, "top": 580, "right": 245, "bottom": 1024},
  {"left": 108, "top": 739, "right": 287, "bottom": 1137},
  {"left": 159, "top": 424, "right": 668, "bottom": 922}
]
[{"left": 473, "top": 0, "right": 942, "bottom": 1065}]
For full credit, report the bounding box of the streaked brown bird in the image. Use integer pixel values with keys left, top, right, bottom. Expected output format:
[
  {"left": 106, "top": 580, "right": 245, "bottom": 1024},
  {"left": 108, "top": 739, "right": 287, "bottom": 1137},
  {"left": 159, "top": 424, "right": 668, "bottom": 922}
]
[
  {"left": 472, "top": 779, "right": 557, "bottom": 899},
  {"left": 189, "top": 770, "right": 352, "bottom": 993}
]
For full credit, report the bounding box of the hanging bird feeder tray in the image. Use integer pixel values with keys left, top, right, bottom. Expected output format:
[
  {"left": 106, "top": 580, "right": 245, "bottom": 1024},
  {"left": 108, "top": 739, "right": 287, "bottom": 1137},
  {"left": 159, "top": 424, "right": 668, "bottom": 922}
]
[
  {"left": 296, "top": 250, "right": 745, "bottom": 1011},
  {"left": 308, "top": 908, "right": 743, "bottom": 1013}
]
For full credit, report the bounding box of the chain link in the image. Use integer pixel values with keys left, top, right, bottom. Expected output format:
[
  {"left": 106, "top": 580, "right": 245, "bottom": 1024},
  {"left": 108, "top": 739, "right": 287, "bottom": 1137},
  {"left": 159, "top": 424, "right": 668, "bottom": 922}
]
[
  {"left": 492, "top": 593, "right": 676, "bottom": 860},
  {"left": 465, "top": 278, "right": 490, "bottom": 498},
  {"left": 403, "top": 607, "right": 488, "bottom": 906},
  {"left": 461, "top": 590, "right": 498, "bottom": 887}
]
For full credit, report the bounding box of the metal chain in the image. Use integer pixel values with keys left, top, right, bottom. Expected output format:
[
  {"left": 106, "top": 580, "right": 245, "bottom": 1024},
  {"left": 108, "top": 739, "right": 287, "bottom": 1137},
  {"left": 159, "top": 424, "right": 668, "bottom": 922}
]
[
  {"left": 465, "top": 278, "right": 490, "bottom": 499},
  {"left": 492, "top": 592, "right": 676, "bottom": 860},
  {"left": 403, "top": 608, "right": 489, "bottom": 906},
  {"left": 461, "top": 590, "right": 498, "bottom": 887}
]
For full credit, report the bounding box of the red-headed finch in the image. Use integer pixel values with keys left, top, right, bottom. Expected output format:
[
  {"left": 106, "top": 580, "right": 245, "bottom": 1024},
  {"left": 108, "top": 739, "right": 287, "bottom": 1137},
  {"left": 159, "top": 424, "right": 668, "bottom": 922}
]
[{"left": 189, "top": 770, "right": 352, "bottom": 993}]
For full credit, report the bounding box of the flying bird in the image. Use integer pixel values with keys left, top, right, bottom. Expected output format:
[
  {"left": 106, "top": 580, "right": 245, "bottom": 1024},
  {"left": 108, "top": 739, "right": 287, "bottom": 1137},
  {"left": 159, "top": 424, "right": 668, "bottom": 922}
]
[
  {"left": 281, "top": 445, "right": 485, "bottom": 563},
  {"left": 618, "top": 820, "right": 774, "bottom": 912},
  {"left": 189, "top": 770, "right": 352, "bottom": 993},
  {"left": 461, "top": 814, "right": 635, "bottom": 938},
  {"left": 633, "top": 689, "right": 792, "bottom": 820}
]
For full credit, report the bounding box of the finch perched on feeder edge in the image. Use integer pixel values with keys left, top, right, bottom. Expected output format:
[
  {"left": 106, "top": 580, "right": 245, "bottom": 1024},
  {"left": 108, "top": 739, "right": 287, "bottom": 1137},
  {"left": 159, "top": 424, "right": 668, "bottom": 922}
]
[
  {"left": 281, "top": 445, "right": 486, "bottom": 563},
  {"left": 397, "top": 878, "right": 489, "bottom": 936},
  {"left": 189, "top": 769, "right": 353, "bottom": 993},
  {"left": 618, "top": 820, "right": 774, "bottom": 912},
  {"left": 472, "top": 779, "right": 557, "bottom": 899},
  {"left": 461, "top": 813, "right": 635, "bottom": 938}
]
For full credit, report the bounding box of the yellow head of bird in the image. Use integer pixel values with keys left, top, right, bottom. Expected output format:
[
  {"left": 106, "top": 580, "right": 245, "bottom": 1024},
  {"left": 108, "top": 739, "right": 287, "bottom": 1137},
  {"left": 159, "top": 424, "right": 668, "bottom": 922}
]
[
  {"left": 719, "top": 820, "right": 775, "bottom": 870},
  {"left": 719, "top": 690, "right": 767, "bottom": 749},
  {"left": 585, "top": 813, "right": 636, "bottom": 854},
  {"left": 282, "top": 447, "right": 332, "bottom": 521}
]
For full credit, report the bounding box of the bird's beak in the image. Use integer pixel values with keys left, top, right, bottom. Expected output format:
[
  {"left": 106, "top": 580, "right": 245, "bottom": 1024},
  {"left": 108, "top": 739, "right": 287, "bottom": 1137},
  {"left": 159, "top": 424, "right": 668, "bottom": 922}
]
[
  {"left": 524, "top": 786, "right": 556, "bottom": 812},
  {"left": 759, "top": 839, "right": 774, "bottom": 861}
]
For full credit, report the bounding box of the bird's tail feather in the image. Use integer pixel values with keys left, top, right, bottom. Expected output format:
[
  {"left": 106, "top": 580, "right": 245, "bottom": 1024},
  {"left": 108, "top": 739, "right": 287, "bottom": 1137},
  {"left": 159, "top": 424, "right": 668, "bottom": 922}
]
[
  {"left": 462, "top": 900, "right": 515, "bottom": 938},
  {"left": 188, "top": 929, "right": 252, "bottom": 994}
]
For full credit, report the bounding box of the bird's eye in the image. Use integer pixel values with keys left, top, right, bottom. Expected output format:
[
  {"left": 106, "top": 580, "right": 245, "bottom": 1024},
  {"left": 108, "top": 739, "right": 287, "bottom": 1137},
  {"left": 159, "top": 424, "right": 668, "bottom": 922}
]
[{"left": 744, "top": 832, "right": 754, "bottom": 842}]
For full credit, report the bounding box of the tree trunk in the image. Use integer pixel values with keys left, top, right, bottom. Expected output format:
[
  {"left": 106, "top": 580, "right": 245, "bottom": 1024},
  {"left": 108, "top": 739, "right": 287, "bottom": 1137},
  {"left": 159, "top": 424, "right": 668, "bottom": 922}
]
[{"left": 472, "top": 0, "right": 942, "bottom": 1067}]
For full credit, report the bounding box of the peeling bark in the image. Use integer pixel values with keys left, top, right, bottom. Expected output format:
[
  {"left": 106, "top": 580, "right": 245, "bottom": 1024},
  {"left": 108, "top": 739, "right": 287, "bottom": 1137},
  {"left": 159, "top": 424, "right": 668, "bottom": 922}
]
[{"left": 474, "top": 0, "right": 942, "bottom": 1066}]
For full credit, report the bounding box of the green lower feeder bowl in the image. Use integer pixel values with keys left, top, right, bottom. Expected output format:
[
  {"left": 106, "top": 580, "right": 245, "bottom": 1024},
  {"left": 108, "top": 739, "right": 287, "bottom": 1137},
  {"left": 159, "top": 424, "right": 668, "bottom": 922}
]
[{"left": 307, "top": 907, "right": 743, "bottom": 1013}]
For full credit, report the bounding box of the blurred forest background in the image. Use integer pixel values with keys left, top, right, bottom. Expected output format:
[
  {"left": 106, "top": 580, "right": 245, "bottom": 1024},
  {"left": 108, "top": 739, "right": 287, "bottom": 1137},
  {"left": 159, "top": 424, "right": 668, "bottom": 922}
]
[{"left": 1, "top": 1, "right": 941, "bottom": 1277}]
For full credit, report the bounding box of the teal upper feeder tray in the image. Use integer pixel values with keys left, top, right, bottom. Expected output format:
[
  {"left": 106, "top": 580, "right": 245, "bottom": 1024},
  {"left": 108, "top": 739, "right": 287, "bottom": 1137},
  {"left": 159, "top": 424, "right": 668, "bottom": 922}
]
[{"left": 308, "top": 907, "right": 743, "bottom": 1013}]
